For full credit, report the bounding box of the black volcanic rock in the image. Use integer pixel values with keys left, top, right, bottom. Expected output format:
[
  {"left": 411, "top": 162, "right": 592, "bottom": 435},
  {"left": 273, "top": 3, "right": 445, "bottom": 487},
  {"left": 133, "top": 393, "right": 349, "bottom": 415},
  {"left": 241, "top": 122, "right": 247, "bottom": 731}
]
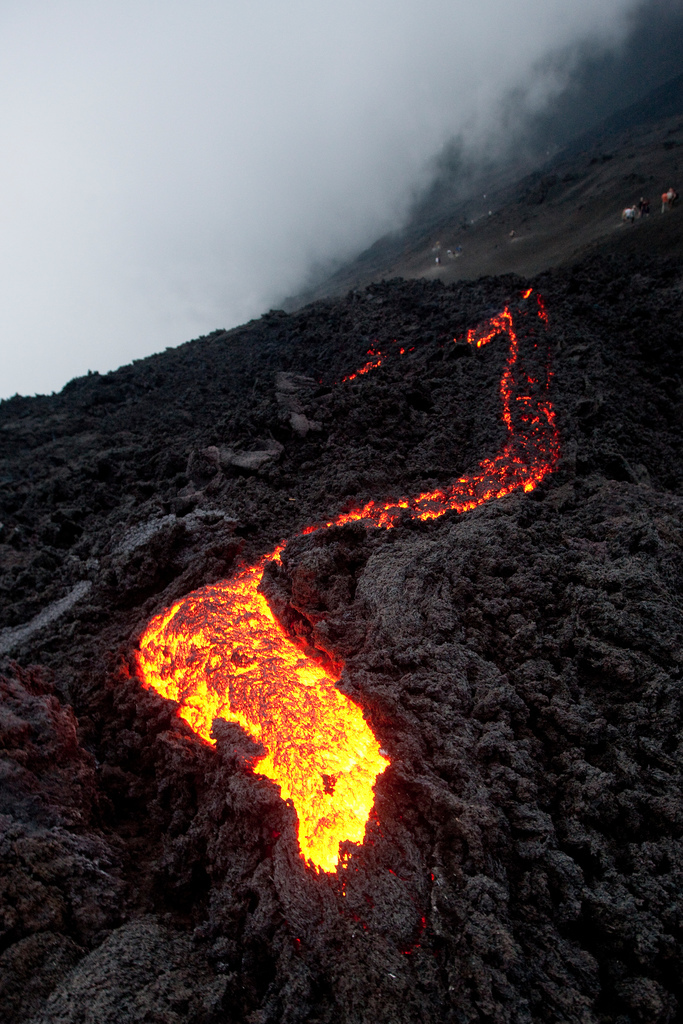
[{"left": 0, "top": 247, "right": 682, "bottom": 1023}]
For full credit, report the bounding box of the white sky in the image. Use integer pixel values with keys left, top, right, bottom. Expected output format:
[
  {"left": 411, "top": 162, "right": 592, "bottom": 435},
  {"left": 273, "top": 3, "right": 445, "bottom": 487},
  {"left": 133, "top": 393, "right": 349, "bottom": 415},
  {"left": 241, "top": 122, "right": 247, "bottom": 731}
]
[{"left": 0, "top": 0, "right": 638, "bottom": 398}]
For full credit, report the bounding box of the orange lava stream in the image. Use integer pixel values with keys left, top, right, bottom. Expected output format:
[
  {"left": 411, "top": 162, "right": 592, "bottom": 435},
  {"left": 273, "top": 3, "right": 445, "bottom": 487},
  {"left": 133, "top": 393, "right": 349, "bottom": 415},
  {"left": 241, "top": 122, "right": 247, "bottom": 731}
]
[
  {"left": 137, "top": 294, "right": 559, "bottom": 873},
  {"left": 315, "top": 299, "right": 559, "bottom": 531}
]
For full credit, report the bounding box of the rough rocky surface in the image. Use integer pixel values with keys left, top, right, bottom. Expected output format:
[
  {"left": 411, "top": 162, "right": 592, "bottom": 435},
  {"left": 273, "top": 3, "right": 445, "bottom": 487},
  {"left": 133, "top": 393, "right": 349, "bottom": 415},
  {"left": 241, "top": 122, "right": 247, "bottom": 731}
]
[{"left": 0, "top": 245, "right": 682, "bottom": 1023}]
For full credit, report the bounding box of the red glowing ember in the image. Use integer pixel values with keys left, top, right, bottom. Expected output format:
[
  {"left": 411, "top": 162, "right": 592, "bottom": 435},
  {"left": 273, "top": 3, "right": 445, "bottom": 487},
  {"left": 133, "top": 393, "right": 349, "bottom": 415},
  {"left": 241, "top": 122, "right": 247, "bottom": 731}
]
[
  {"left": 341, "top": 346, "right": 384, "bottom": 382},
  {"left": 137, "top": 294, "right": 559, "bottom": 873}
]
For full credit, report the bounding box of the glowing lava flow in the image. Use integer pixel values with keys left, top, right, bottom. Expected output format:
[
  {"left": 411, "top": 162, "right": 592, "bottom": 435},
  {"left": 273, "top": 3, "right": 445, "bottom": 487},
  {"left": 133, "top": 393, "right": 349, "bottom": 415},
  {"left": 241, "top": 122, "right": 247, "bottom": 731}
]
[
  {"left": 137, "top": 550, "right": 386, "bottom": 873},
  {"left": 137, "top": 294, "right": 559, "bottom": 873},
  {"left": 317, "top": 297, "right": 559, "bottom": 530},
  {"left": 341, "top": 346, "right": 383, "bottom": 381}
]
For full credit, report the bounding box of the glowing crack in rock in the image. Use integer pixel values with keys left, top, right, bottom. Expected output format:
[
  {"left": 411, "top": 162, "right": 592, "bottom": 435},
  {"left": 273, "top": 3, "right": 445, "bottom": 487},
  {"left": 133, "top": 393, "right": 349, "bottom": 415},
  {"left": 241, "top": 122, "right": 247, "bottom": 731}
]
[{"left": 137, "top": 293, "right": 560, "bottom": 873}]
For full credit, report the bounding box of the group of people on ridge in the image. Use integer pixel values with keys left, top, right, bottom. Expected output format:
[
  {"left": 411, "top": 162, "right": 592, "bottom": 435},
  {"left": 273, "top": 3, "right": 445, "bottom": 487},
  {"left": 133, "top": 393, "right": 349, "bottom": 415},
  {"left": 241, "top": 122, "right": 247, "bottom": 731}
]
[
  {"left": 622, "top": 188, "right": 678, "bottom": 223},
  {"left": 432, "top": 240, "right": 463, "bottom": 265}
]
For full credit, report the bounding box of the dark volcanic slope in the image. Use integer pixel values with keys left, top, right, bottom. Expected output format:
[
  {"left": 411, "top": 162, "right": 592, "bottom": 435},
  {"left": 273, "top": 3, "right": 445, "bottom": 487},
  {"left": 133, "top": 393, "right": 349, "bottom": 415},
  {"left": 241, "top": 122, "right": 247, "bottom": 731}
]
[
  {"left": 1, "top": 249, "right": 683, "bottom": 1024},
  {"left": 291, "top": 110, "right": 683, "bottom": 304}
]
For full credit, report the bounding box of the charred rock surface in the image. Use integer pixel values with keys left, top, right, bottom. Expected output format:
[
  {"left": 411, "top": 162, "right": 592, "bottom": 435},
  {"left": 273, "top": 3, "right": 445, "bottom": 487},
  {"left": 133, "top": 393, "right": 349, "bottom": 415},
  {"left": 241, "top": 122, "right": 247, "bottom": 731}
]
[{"left": 0, "top": 249, "right": 682, "bottom": 1023}]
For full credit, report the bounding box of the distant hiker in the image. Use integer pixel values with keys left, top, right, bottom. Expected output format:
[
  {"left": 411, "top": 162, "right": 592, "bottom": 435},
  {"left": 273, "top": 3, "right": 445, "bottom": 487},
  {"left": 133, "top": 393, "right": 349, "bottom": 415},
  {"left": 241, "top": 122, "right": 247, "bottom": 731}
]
[
  {"left": 637, "top": 197, "right": 650, "bottom": 216},
  {"left": 622, "top": 207, "right": 637, "bottom": 225},
  {"left": 661, "top": 188, "right": 678, "bottom": 212}
]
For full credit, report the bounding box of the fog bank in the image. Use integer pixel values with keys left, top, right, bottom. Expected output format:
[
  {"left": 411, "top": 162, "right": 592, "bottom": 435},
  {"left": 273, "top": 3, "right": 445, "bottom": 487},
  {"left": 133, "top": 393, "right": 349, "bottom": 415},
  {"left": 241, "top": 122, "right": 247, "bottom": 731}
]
[{"left": 0, "top": 0, "right": 664, "bottom": 398}]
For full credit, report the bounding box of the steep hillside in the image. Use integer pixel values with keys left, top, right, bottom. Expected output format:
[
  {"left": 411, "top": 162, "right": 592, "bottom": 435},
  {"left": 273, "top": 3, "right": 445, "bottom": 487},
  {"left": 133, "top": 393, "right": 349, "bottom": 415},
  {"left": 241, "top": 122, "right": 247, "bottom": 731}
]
[
  {"left": 1, "top": 240, "right": 682, "bottom": 1022},
  {"left": 290, "top": 88, "right": 683, "bottom": 303}
]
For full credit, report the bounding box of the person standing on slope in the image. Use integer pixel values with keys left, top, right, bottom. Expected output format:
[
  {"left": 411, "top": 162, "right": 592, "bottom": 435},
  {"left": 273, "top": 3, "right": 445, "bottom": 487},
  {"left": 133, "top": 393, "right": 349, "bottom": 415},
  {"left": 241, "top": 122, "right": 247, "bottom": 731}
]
[{"left": 662, "top": 188, "right": 678, "bottom": 212}]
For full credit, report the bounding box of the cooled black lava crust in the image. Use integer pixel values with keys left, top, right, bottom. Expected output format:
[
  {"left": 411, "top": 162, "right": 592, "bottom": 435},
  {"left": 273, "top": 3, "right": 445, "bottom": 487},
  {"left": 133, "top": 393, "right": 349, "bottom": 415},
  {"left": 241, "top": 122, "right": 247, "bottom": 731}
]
[{"left": 1, "top": 249, "right": 682, "bottom": 1024}]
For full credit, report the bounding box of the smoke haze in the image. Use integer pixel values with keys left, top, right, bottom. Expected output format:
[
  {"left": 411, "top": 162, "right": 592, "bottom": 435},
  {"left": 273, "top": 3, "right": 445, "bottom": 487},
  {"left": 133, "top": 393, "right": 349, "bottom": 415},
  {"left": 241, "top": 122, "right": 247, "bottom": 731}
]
[{"left": 0, "top": 0, "right": 676, "bottom": 398}]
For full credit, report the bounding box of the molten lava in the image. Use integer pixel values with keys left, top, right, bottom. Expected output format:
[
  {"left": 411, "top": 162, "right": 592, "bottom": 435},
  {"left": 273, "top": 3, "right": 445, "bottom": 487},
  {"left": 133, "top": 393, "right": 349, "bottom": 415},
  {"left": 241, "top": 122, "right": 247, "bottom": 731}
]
[
  {"left": 316, "top": 298, "right": 559, "bottom": 530},
  {"left": 137, "top": 293, "right": 559, "bottom": 873},
  {"left": 137, "top": 550, "right": 387, "bottom": 873},
  {"left": 341, "top": 346, "right": 384, "bottom": 382}
]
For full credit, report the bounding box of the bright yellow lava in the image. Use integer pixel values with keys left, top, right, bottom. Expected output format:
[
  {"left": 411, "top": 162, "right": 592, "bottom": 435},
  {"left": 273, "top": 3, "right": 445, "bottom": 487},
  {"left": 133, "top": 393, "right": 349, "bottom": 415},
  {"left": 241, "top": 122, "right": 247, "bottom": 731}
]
[{"left": 137, "top": 554, "right": 388, "bottom": 873}]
